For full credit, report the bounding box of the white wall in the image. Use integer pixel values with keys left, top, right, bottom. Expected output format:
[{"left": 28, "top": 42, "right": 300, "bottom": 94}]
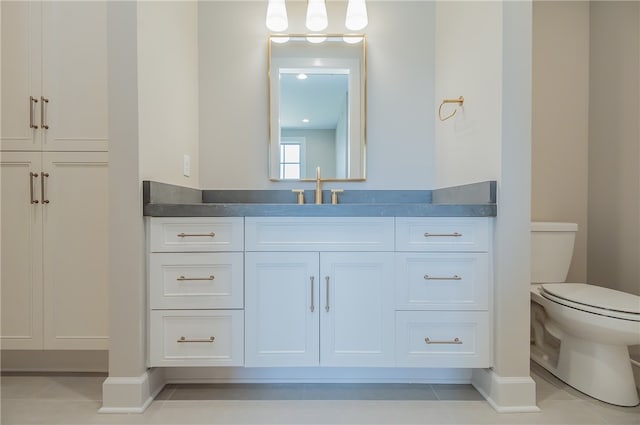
[
  {"left": 531, "top": 1, "right": 589, "bottom": 283},
  {"left": 588, "top": 1, "right": 640, "bottom": 297},
  {"left": 137, "top": 1, "right": 199, "bottom": 188},
  {"left": 434, "top": 1, "right": 502, "bottom": 188},
  {"left": 198, "top": 0, "right": 435, "bottom": 189}
]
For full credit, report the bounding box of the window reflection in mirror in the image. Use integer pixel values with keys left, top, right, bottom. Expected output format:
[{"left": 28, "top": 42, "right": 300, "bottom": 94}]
[{"left": 268, "top": 35, "right": 366, "bottom": 181}]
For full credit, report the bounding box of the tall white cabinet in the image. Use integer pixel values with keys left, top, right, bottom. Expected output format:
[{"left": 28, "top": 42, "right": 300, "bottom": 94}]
[
  {"left": 1, "top": 1, "right": 109, "bottom": 350},
  {"left": 1, "top": 1, "right": 108, "bottom": 152}
]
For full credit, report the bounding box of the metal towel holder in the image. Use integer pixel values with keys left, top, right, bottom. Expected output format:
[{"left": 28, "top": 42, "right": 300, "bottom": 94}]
[{"left": 438, "top": 96, "right": 464, "bottom": 121}]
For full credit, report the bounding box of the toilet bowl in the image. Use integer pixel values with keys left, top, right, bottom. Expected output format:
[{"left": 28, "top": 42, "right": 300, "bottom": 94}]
[{"left": 530, "top": 222, "right": 640, "bottom": 407}]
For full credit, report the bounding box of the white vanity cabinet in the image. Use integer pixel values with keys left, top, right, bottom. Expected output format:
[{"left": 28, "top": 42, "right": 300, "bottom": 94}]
[
  {"left": 244, "top": 217, "right": 395, "bottom": 367},
  {"left": 394, "top": 218, "right": 492, "bottom": 367},
  {"left": 147, "top": 217, "right": 244, "bottom": 367},
  {"left": 146, "top": 215, "right": 493, "bottom": 371}
]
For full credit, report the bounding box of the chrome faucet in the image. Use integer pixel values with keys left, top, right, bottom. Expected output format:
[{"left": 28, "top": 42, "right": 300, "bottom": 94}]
[{"left": 315, "top": 166, "right": 323, "bottom": 204}]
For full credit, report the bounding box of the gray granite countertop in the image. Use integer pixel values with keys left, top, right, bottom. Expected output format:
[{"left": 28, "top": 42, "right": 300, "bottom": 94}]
[{"left": 142, "top": 181, "right": 497, "bottom": 217}]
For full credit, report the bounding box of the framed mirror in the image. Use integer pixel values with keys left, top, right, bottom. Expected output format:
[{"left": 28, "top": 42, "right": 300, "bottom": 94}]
[{"left": 268, "top": 34, "right": 366, "bottom": 181}]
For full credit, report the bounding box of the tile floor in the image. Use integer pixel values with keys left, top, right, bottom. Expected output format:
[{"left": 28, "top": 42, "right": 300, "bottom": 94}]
[{"left": 1, "top": 362, "right": 639, "bottom": 425}]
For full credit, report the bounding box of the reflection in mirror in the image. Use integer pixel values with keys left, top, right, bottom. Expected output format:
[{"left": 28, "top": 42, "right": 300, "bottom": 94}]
[{"left": 269, "top": 35, "right": 366, "bottom": 181}]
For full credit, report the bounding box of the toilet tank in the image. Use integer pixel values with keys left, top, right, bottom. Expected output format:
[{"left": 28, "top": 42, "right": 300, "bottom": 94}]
[{"left": 531, "top": 222, "right": 578, "bottom": 283}]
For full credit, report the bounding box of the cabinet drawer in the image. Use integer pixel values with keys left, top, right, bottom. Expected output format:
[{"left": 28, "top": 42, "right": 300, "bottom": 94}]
[
  {"left": 149, "top": 253, "right": 243, "bottom": 309},
  {"left": 395, "top": 311, "right": 490, "bottom": 368},
  {"left": 245, "top": 217, "right": 394, "bottom": 251},
  {"left": 396, "top": 218, "right": 489, "bottom": 252},
  {"left": 395, "top": 253, "right": 489, "bottom": 310},
  {"left": 149, "top": 217, "right": 243, "bottom": 252},
  {"left": 149, "top": 310, "right": 244, "bottom": 367}
]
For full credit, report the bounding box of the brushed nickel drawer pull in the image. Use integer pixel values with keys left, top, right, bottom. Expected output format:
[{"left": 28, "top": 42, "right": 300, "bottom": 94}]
[
  {"left": 425, "top": 337, "right": 462, "bottom": 345},
  {"left": 177, "top": 336, "right": 215, "bottom": 343},
  {"left": 310, "top": 276, "right": 315, "bottom": 312},
  {"left": 41, "top": 172, "right": 50, "bottom": 204},
  {"left": 325, "top": 276, "right": 330, "bottom": 312},
  {"left": 177, "top": 275, "right": 214, "bottom": 281},
  {"left": 40, "top": 96, "right": 49, "bottom": 129},
  {"left": 424, "top": 274, "right": 462, "bottom": 281},
  {"left": 177, "top": 232, "right": 215, "bottom": 238},
  {"left": 29, "top": 172, "right": 39, "bottom": 204},
  {"left": 29, "top": 96, "right": 38, "bottom": 129},
  {"left": 424, "top": 232, "right": 462, "bottom": 237}
]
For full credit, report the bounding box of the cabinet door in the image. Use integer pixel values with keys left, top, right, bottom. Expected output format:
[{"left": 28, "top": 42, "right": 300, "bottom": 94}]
[
  {"left": 245, "top": 252, "right": 319, "bottom": 366},
  {"left": 320, "top": 252, "right": 395, "bottom": 367},
  {"left": 0, "top": 1, "right": 42, "bottom": 151},
  {"left": 0, "top": 152, "right": 44, "bottom": 348},
  {"left": 42, "top": 152, "right": 108, "bottom": 349},
  {"left": 41, "top": 1, "right": 108, "bottom": 151}
]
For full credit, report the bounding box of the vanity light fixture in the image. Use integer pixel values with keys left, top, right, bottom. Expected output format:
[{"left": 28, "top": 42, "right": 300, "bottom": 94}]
[
  {"left": 306, "top": 0, "right": 328, "bottom": 31},
  {"left": 266, "top": 1, "right": 368, "bottom": 34},
  {"left": 266, "top": 0, "right": 288, "bottom": 32},
  {"left": 345, "top": 0, "right": 368, "bottom": 31}
]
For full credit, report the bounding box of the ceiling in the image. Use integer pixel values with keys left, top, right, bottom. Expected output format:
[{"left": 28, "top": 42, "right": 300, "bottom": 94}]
[{"left": 279, "top": 72, "right": 348, "bottom": 130}]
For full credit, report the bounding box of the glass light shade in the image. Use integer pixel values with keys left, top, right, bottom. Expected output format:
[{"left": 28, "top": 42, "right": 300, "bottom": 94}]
[
  {"left": 345, "top": 0, "right": 368, "bottom": 31},
  {"left": 266, "top": 0, "right": 288, "bottom": 32},
  {"left": 306, "top": 0, "right": 328, "bottom": 32}
]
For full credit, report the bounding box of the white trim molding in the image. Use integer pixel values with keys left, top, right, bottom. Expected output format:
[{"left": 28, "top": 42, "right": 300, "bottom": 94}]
[
  {"left": 471, "top": 368, "right": 539, "bottom": 413},
  {"left": 99, "top": 368, "right": 165, "bottom": 414}
]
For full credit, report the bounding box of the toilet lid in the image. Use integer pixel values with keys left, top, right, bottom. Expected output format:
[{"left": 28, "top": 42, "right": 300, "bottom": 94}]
[{"left": 541, "top": 283, "right": 640, "bottom": 315}]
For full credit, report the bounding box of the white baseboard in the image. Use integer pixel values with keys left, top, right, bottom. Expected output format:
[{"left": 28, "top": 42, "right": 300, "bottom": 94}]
[
  {"left": 471, "top": 368, "right": 539, "bottom": 413},
  {"left": 99, "top": 368, "right": 165, "bottom": 414},
  {"left": 1, "top": 350, "right": 108, "bottom": 373},
  {"left": 98, "top": 367, "right": 540, "bottom": 414}
]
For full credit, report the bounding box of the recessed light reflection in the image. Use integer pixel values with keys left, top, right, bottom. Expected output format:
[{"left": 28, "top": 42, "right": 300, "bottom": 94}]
[
  {"left": 302, "top": 118, "right": 310, "bottom": 123},
  {"left": 343, "top": 35, "right": 363, "bottom": 44},
  {"left": 297, "top": 73, "right": 308, "bottom": 80},
  {"left": 271, "top": 35, "right": 290, "bottom": 44}
]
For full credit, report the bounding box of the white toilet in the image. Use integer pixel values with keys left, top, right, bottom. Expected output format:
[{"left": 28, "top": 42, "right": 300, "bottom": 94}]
[{"left": 530, "top": 222, "right": 640, "bottom": 407}]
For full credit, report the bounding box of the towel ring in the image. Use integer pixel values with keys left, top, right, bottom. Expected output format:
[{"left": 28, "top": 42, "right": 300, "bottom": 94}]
[{"left": 438, "top": 96, "right": 464, "bottom": 121}]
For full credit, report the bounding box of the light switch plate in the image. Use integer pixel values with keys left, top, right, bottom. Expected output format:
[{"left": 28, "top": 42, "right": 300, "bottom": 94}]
[{"left": 183, "top": 154, "right": 190, "bottom": 177}]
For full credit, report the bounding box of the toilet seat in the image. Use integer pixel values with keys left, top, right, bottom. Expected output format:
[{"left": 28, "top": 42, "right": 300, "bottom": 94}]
[{"left": 541, "top": 283, "right": 640, "bottom": 322}]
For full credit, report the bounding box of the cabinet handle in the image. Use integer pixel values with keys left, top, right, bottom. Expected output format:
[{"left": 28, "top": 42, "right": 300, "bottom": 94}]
[
  {"left": 310, "top": 276, "right": 315, "bottom": 312},
  {"left": 176, "top": 275, "right": 214, "bottom": 281},
  {"left": 423, "top": 274, "right": 462, "bottom": 281},
  {"left": 29, "top": 172, "right": 39, "bottom": 204},
  {"left": 325, "top": 276, "right": 330, "bottom": 312},
  {"left": 29, "top": 96, "right": 39, "bottom": 129},
  {"left": 41, "top": 172, "right": 50, "bottom": 204},
  {"left": 425, "top": 337, "right": 462, "bottom": 345},
  {"left": 40, "top": 96, "right": 49, "bottom": 129},
  {"left": 177, "top": 336, "right": 215, "bottom": 343},
  {"left": 177, "top": 232, "right": 215, "bottom": 238},
  {"left": 424, "top": 232, "right": 462, "bottom": 237}
]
